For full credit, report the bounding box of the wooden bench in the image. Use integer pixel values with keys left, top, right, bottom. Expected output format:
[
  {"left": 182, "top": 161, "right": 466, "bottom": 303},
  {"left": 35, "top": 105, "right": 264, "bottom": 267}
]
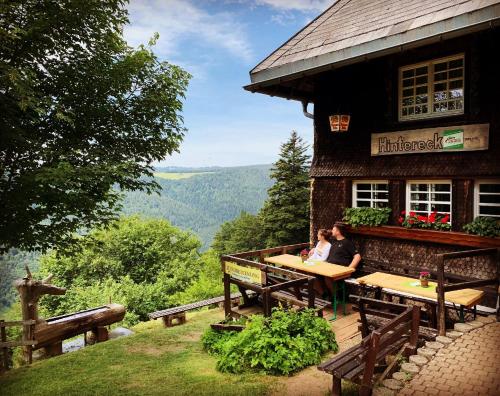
[
  {"left": 148, "top": 293, "right": 243, "bottom": 327},
  {"left": 318, "top": 304, "right": 420, "bottom": 396},
  {"left": 351, "top": 295, "right": 437, "bottom": 341}
]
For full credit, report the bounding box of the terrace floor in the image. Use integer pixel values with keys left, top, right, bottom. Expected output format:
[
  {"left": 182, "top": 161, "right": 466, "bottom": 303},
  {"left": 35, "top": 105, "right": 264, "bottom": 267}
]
[{"left": 399, "top": 321, "right": 500, "bottom": 396}]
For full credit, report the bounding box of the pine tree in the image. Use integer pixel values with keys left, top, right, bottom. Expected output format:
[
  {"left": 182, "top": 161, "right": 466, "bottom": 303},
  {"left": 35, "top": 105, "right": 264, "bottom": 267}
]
[{"left": 260, "top": 131, "right": 311, "bottom": 247}]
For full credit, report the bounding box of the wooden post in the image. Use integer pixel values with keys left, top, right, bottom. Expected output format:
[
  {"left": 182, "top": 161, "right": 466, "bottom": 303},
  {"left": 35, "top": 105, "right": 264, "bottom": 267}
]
[
  {"left": 223, "top": 272, "right": 232, "bottom": 318},
  {"left": 408, "top": 305, "right": 420, "bottom": 353},
  {"left": 307, "top": 278, "right": 315, "bottom": 309},
  {"left": 1, "top": 320, "right": 8, "bottom": 372},
  {"left": 331, "top": 376, "right": 342, "bottom": 396},
  {"left": 436, "top": 254, "right": 446, "bottom": 336},
  {"left": 360, "top": 332, "right": 380, "bottom": 396}
]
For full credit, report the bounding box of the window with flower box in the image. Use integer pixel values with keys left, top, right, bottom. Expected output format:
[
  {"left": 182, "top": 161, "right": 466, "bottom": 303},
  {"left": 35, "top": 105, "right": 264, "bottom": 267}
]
[
  {"left": 399, "top": 54, "right": 464, "bottom": 121},
  {"left": 474, "top": 181, "right": 500, "bottom": 218},
  {"left": 406, "top": 181, "right": 452, "bottom": 223},
  {"left": 352, "top": 181, "right": 389, "bottom": 209}
]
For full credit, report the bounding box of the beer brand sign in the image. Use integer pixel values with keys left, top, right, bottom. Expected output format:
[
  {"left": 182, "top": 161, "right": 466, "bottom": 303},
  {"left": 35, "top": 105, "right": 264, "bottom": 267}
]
[
  {"left": 371, "top": 124, "right": 489, "bottom": 156},
  {"left": 224, "top": 261, "right": 265, "bottom": 285}
]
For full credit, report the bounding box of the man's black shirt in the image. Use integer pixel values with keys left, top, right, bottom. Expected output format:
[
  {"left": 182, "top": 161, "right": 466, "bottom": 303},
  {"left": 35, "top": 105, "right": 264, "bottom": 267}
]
[{"left": 327, "top": 238, "right": 359, "bottom": 266}]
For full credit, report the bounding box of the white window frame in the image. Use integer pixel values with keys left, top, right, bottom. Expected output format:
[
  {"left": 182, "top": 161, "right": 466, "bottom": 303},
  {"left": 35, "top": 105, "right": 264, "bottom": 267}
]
[
  {"left": 399, "top": 53, "right": 465, "bottom": 122},
  {"left": 406, "top": 180, "right": 452, "bottom": 223},
  {"left": 474, "top": 180, "right": 500, "bottom": 218},
  {"left": 352, "top": 180, "right": 389, "bottom": 209}
]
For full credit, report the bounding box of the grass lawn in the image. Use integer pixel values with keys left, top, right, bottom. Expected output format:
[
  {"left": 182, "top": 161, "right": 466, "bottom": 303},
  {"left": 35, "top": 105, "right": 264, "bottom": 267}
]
[
  {"left": 153, "top": 172, "right": 212, "bottom": 180},
  {"left": 0, "top": 309, "right": 274, "bottom": 396}
]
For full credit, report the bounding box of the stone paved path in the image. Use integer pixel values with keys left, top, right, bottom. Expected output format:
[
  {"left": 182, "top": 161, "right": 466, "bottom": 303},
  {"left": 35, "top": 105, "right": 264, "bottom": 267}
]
[{"left": 399, "top": 322, "right": 500, "bottom": 396}]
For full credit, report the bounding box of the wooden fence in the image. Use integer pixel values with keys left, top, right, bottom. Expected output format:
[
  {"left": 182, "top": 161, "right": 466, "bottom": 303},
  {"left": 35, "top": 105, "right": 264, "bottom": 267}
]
[
  {"left": 0, "top": 319, "right": 37, "bottom": 373},
  {"left": 221, "top": 243, "right": 316, "bottom": 317}
]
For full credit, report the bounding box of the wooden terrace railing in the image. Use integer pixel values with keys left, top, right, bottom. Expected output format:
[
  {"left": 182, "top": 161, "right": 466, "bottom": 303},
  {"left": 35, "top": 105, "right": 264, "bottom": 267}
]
[
  {"left": 436, "top": 247, "right": 500, "bottom": 335},
  {"left": 221, "top": 243, "right": 315, "bottom": 317}
]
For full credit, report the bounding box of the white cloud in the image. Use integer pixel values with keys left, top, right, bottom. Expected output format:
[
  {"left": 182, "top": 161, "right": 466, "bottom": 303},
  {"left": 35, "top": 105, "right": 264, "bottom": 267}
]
[
  {"left": 255, "top": 0, "right": 334, "bottom": 12},
  {"left": 124, "top": 0, "right": 253, "bottom": 63}
]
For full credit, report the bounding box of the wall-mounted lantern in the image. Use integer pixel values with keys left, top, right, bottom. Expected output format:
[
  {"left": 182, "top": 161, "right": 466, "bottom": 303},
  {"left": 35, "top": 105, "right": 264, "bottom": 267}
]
[{"left": 329, "top": 114, "right": 351, "bottom": 132}]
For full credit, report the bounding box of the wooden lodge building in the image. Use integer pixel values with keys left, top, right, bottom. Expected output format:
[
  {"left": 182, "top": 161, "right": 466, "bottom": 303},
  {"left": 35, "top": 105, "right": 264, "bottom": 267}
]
[{"left": 245, "top": 0, "right": 500, "bottom": 299}]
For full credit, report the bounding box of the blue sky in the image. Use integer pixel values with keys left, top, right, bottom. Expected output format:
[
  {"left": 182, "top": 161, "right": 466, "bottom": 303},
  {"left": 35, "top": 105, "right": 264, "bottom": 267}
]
[{"left": 124, "top": 0, "right": 334, "bottom": 167}]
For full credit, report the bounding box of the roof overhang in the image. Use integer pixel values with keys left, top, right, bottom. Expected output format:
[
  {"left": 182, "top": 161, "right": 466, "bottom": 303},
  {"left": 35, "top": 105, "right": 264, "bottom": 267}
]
[{"left": 245, "top": 3, "right": 500, "bottom": 100}]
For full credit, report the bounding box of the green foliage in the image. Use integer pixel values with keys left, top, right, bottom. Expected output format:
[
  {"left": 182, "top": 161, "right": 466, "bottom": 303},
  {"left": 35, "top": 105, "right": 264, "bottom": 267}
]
[
  {"left": 0, "top": 0, "right": 190, "bottom": 253},
  {"left": 463, "top": 217, "right": 500, "bottom": 237},
  {"left": 122, "top": 165, "right": 272, "bottom": 250},
  {"left": 203, "top": 308, "right": 338, "bottom": 375},
  {"left": 259, "top": 131, "right": 311, "bottom": 247},
  {"left": 38, "top": 216, "right": 204, "bottom": 325},
  {"left": 343, "top": 207, "right": 391, "bottom": 227},
  {"left": 0, "top": 250, "right": 40, "bottom": 309},
  {"left": 211, "top": 212, "right": 266, "bottom": 255}
]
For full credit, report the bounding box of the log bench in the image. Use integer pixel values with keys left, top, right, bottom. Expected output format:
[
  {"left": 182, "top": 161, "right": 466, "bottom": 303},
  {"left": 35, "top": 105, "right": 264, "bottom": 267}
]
[
  {"left": 318, "top": 303, "right": 420, "bottom": 396},
  {"left": 148, "top": 293, "right": 243, "bottom": 327}
]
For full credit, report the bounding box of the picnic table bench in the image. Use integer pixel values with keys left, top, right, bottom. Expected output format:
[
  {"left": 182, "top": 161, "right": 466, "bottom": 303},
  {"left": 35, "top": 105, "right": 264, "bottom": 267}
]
[
  {"left": 148, "top": 293, "right": 243, "bottom": 327},
  {"left": 318, "top": 303, "right": 420, "bottom": 396}
]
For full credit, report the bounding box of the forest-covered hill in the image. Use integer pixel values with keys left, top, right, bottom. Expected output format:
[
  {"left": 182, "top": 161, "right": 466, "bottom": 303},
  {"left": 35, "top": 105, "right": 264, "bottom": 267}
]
[{"left": 121, "top": 164, "right": 272, "bottom": 249}]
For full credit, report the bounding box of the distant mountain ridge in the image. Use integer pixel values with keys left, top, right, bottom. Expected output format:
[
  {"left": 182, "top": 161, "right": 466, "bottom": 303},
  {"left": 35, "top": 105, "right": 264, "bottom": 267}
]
[{"left": 121, "top": 164, "right": 273, "bottom": 249}]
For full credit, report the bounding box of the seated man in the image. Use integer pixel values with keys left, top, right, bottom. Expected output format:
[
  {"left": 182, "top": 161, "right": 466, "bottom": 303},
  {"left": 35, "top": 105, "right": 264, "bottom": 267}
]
[
  {"left": 327, "top": 222, "right": 362, "bottom": 269},
  {"left": 316, "top": 222, "right": 362, "bottom": 298}
]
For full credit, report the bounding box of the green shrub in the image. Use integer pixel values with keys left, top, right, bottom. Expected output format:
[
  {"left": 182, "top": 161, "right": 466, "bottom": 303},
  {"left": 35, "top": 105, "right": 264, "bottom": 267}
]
[
  {"left": 202, "top": 308, "right": 338, "bottom": 375},
  {"left": 463, "top": 217, "right": 500, "bottom": 237},
  {"left": 343, "top": 207, "right": 391, "bottom": 227}
]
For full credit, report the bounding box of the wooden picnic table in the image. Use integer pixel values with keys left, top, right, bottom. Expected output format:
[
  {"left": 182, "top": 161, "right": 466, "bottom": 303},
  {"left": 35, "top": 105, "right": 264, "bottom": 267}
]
[
  {"left": 264, "top": 254, "right": 355, "bottom": 320},
  {"left": 264, "top": 254, "right": 355, "bottom": 279},
  {"left": 357, "top": 272, "right": 484, "bottom": 308}
]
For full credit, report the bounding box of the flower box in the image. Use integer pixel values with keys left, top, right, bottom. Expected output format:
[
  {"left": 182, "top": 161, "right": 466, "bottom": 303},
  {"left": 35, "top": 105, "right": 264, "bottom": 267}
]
[{"left": 346, "top": 225, "right": 500, "bottom": 248}]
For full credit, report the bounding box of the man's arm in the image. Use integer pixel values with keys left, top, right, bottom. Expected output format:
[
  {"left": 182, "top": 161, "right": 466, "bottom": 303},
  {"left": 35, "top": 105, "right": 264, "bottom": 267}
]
[{"left": 349, "top": 253, "right": 362, "bottom": 269}]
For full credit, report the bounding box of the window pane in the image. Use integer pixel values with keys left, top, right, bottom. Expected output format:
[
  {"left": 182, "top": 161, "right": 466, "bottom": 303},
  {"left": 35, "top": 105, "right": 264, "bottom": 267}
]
[
  {"left": 449, "top": 79, "right": 463, "bottom": 89},
  {"left": 403, "top": 97, "right": 414, "bottom": 106},
  {"left": 431, "top": 193, "right": 451, "bottom": 202},
  {"left": 416, "top": 66, "right": 428, "bottom": 76},
  {"left": 449, "top": 58, "right": 463, "bottom": 68},
  {"left": 411, "top": 184, "right": 429, "bottom": 192},
  {"left": 356, "top": 200, "right": 371, "bottom": 208},
  {"left": 434, "top": 62, "right": 447, "bottom": 72},
  {"left": 374, "top": 184, "right": 388, "bottom": 191},
  {"left": 479, "top": 184, "right": 500, "bottom": 193},
  {"left": 434, "top": 82, "right": 447, "bottom": 91},
  {"left": 416, "top": 76, "right": 427, "bottom": 85},
  {"left": 449, "top": 89, "right": 463, "bottom": 99},
  {"left": 357, "top": 191, "right": 371, "bottom": 199},
  {"left": 479, "top": 195, "right": 500, "bottom": 204},
  {"left": 411, "top": 193, "right": 428, "bottom": 201},
  {"left": 434, "top": 91, "right": 447, "bottom": 101},
  {"left": 403, "top": 88, "right": 414, "bottom": 97},
  {"left": 402, "top": 69, "right": 414, "bottom": 78},
  {"left": 449, "top": 68, "right": 463, "bottom": 79},
  {"left": 403, "top": 78, "right": 414, "bottom": 87},
  {"left": 411, "top": 202, "right": 428, "bottom": 211},
  {"left": 374, "top": 201, "right": 388, "bottom": 209},
  {"left": 416, "top": 86, "right": 427, "bottom": 95},
  {"left": 435, "top": 71, "right": 447, "bottom": 81},
  {"left": 479, "top": 206, "right": 500, "bottom": 216},
  {"left": 432, "top": 184, "right": 451, "bottom": 192},
  {"left": 373, "top": 192, "right": 388, "bottom": 200},
  {"left": 356, "top": 184, "right": 371, "bottom": 191},
  {"left": 416, "top": 95, "right": 427, "bottom": 104},
  {"left": 432, "top": 204, "right": 450, "bottom": 212}
]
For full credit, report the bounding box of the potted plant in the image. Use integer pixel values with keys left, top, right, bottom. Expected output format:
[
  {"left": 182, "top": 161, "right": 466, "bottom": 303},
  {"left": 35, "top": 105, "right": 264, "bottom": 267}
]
[
  {"left": 300, "top": 249, "right": 309, "bottom": 262},
  {"left": 419, "top": 271, "right": 431, "bottom": 288}
]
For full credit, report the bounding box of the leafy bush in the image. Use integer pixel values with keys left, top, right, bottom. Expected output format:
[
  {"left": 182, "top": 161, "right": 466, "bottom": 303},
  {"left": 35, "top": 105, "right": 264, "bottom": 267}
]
[
  {"left": 463, "top": 217, "right": 500, "bottom": 237},
  {"left": 202, "top": 308, "right": 338, "bottom": 375},
  {"left": 343, "top": 207, "right": 391, "bottom": 227},
  {"left": 398, "top": 210, "right": 451, "bottom": 231}
]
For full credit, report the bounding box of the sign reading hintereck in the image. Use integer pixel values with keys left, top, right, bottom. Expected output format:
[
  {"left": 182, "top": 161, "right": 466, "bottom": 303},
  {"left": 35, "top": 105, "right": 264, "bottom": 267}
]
[
  {"left": 224, "top": 261, "right": 265, "bottom": 285},
  {"left": 371, "top": 123, "right": 489, "bottom": 156}
]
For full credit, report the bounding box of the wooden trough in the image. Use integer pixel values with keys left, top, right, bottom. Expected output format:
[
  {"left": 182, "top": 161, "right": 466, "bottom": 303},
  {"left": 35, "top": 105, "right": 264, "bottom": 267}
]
[{"left": 13, "top": 267, "right": 125, "bottom": 360}]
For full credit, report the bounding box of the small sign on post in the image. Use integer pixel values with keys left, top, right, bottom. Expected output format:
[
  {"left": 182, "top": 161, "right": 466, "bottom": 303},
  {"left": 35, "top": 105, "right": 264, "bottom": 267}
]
[{"left": 224, "top": 261, "right": 265, "bottom": 285}]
